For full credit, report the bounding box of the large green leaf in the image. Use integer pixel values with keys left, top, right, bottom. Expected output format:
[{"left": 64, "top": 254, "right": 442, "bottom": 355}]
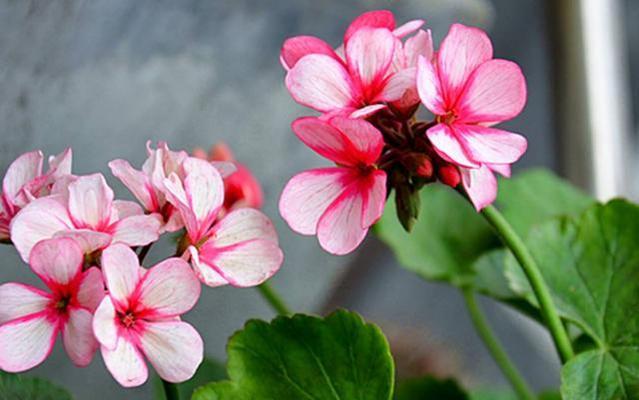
[
  {"left": 504, "top": 200, "right": 639, "bottom": 399},
  {"left": 153, "top": 358, "right": 226, "bottom": 399},
  {"left": 193, "top": 310, "right": 395, "bottom": 400},
  {"left": 0, "top": 372, "right": 73, "bottom": 399},
  {"left": 394, "top": 376, "right": 467, "bottom": 400}
]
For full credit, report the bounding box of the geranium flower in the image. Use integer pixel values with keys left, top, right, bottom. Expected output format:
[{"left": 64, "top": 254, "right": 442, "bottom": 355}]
[
  {"left": 282, "top": 10, "right": 429, "bottom": 118},
  {"left": 93, "top": 244, "right": 202, "bottom": 387},
  {"left": 162, "top": 157, "right": 283, "bottom": 287},
  {"left": 416, "top": 23, "right": 527, "bottom": 210},
  {"left": 279, "top": 117, "right": 386, "bottom": 255},
  {"left": 10, "top": 173, "right": 162, "bottom": 262},
  {"left": 0, "top": 149, "right": 72, "bottom": 241},
  {"left": 0, "top": 238, "right": 104, "bottom": 372}
]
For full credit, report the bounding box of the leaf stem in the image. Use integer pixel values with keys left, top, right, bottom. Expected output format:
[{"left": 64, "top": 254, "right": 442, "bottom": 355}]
[
  {"left": 161, "top": 379, "right": 180, "bottom": 400},
  {"left": 480, "top": 204, "right": 574, "bottom": 363},
  {"left": 461, "top": 287, "right": 536, "bottom": 400},
  {"left": 257, "top": 281, "right": 291, "bottom": 315}
]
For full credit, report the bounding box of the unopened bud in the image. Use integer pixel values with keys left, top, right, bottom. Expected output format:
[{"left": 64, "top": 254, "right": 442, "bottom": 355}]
[
  {"left": 210, "top": 142, "right": 234, "bottom": 162},
  {"left": 402, "top": 153, "right": 433, "bottom": 179},
  {"left": 438, "top": 165, "right": 461, "bottom": 188},
  {"left": 395, "top": 184, "right": 421, "bottom": 232}
]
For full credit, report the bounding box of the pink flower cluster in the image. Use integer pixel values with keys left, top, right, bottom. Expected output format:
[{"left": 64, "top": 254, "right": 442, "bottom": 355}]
[
  {"left": 280, "top": 10, "right": 527, "bottom": 255},
  {"left": 0, "top": 142, "right": 283, "bottom": 386}
]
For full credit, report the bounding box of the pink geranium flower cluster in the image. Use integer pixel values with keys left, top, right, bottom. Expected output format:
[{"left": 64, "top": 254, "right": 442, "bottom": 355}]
[
  {"left": 0, "top": 142, "right": 283, "bottom": 387},
  {"left": 280, "top": 10, "right": 527, "bottom": 255}
]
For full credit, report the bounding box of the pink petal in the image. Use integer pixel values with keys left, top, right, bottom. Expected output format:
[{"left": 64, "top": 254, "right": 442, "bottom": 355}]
[
  {"left": 29, "top": 237, "right": 83, "bottom": 287},
  {"left": 345, "top": 28, "right": 396, "bottom": 88},
  {"left": 68, "top": 174, "right": 114, "bottom": 229},
  {"left": 416, "top": 56, "right": 447, "bottom": 115},
  {"left": 189, "top": 247, "right": 228, "bottom": 287},
  {"left": 101, "top": 244, "right": 141, "bottom": 308},
  {"left": 393, "top": 19, "right": 425, "bottom": 38},
  {"left": 109, "top": 159, "right": 157, "bottom": 211},
  {"left": 162, "top": 173, "right": 199, "bottom": 239},
  {"left": 0, "top": 283, "right": 50, "bottom": 324},
  {"left": 454, "top": 124, "right": 527, "bottom": 164},
  {"left": 48, "top": 148, "right": 73, "bottom": 178},
  {"left": 110, "top": 214, "right": 161, "bottom": 247},
  {"left": 2, "top": 151, "right": 44, "bottom": 206},
  {"left": 53, "top": 229, "right": 112, "bottom": 254},
  {"left": 281, "top": 35, "right": 340, "bottom": 70},
  {"left": 285, "top": 54, "right": 356, "bottom": 113},
  {"left": 344, "top": 10, "right": 395, "bottom": 43},
  {"left": 182, "top": 158, "right": 224, "bottom": 228},
  {"left": 437, "top": 23, "right": 493, "bottom": 105},
  {"left": 137, "top": 258, "right": 200, "bottom": 317},
  {"left": 349, "top": 104, "right": 386, "bottom": 118},
  {"left": 62, "top": 307, "right": 98, "bottom": 367},
  {"left": 77, "top": 267, "right": 105, "bottom": 312},
  {"left": 489, "top": 163, "right": 511, "bottom": 177},
  {"left": 101, "top": 336, "right": 148, "bottom": 387},
  {"left": 361, "top": 170, "right": 387, "bottom": 228},
  {"left": 461, "top": 164, "right": 498, "bottom": 211},
  {"left": 376, "top": 67, "right": 416, "bottom": 102},
  {"left": 427, "top": 124, "right": 479, "bottom": 168},
  {"left": 404, "top": 29, "right": 433, "bottom": 67},
  {"left": 138, "top": 320, "right": 203, "bottom": 383},
  {"left": 0, "top": 313, "right": 57, "bottom": 372},
  {"left": 279, "top": 168, "right": 353, "bottom": 235},
  {"left": 10, "top": 196, "right": 74, "bottom": 262},
  {"left": 456, "top": 59, "right": 527, "bottom": 123},
  {"left": 210, "top": 161, "right": 237, "bottom": 179},
  {"left": 93, "top": 296, "right": 118, "bottom": 350},
  {"left": 328, "top": 117, "right": 385, "bottom": 163},
  {"left": 317, "top": 184, "right": 368, "bottom": 255},
  {"left": 199, "top": 239, "right": 283, "bottom": 288},
  {"left": 210, "top": 208, "right": 278, "bottom": 247}
]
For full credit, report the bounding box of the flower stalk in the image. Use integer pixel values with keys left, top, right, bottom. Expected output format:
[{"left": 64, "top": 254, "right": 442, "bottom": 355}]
[
  {"left": 257, "top": 282, "right": 291, "bottom": 316},
  {"left": 162, "top": 379, "right": 180, "bottom": 400}
]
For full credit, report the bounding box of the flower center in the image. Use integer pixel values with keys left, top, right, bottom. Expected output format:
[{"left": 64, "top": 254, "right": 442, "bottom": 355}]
[
  {"left": 120, "top": 312, "right": 136, "bottom": 328},
  {"left": 437, "top": 111, "right": 457, "bottom": 125},
  {"left": 54, "top": 295, "right": 71, "bottom": 311}
]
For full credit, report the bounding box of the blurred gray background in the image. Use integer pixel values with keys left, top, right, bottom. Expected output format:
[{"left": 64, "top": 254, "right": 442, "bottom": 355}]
[{"left": 0, "top": 0, "right": 636, "bottom": 398}]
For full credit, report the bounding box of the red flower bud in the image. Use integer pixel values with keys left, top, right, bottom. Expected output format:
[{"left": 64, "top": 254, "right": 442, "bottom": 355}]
[{"left": 438, "top": 165, "right": 461, "bottom": 188}]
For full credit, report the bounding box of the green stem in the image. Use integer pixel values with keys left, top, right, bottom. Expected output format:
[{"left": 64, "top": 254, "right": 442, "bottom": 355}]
[
  {"left": 257, "top": 282, "right": 291, "bottom": 315},
  {"left": 480, "top": 205, "right": 574, "bottom": 363},
  {"left": 162, "top": 379, "right": 180, "bottom": 400},
  {"left": 462, "top": 287, "right": 536, "bottom": 400}
]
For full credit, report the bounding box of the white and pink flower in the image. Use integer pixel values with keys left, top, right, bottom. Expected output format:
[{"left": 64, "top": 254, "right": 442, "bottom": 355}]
[
  {"left": 279, "top": 117, "right": 386, "bottom": 255},
  {"left": 416, "top": 24, "right": 528, "bottom": 210},
  {"left": 93, "top": 244, "right": 202, "bottom": 387},
  {"left": 0, "top": 238, "right": 104, "bottom": 372}
]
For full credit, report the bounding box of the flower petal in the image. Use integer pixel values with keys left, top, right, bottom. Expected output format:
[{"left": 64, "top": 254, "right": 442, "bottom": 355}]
[
  {"left": 279, "top": 168, "right": 353, "bottom": 235},
  {"left": 281, "top": 35, "right": 340, "bottom": 70},
  {"left": 454, "top": 124, "right": 527, "bottom": 164},
  {"left": 137, "top": 257, "right": 200, "bottom": 317},
  {"left": 101, "top": 336, "right": 148, "bottom": 387},
  {"left": 138, "top": 320, "right": 203, "bottom": 383},
  {"left": 437, "top": 23, "right": 493, "bottom": 105},
  {"left": 110, "top": 214, "right": 161, "bottom": 247},
  {"left": 101, "top": 244, "right": 141, "bottom": 308},
  {"left": 10, "top": 196, "right": 74, "bottom": 262},
  {"left": 404, "top": 29, "right": 433, "bottom": 67},
  {"left": 2, "top": 151, "right": 44, "bottom": 206},
  {"left": 62, "top": 307, "right": 98, "bottom": 367},
  {"left": 344, "top": 10, "right": 395, "bottom": 43},
  {"left": 0, "top": 313, "right": 57, "bottom": 373},
  {"left": 77, "top": 267, "right": 105, "bottom": 312},
  {"left": 189, "top": 247, "right": 228, "bottom": 287},
  {"left": 182, "top": 158, "right": 224, "bottom": 229},
  {"left": 285, "top": 54, "right": 356, "bottom": 113},
  {"left": 210, "top": 208, "right": 278, "bottom": 247},
  {"left": 349, "top": 104, "right": 386, "bottom": 118},
  {"left": 93, "top": 296, "right": 118, "bottom": 350},
  {"left": 456, "top": 59, "right": 527, "bottom": 123},
  {"left": 109, "top": 160, "right": 157, "bottom": 211},
  {"left": 416, "top": 56, "right": 447, "bottom": 115},
  {"left": 0, "top": 283, "right": 50, "bottom": 324},
  {"left": 53, "top": 229, "right": 113, "bottom": 254},
  {"left": 345, "top": 28, "right": 395, "bottom": 88},
  {"left": 48, "top": 148, "right": 73, "bottom": 178},
  {"left": 375, "top": 67, "right": 416, "bottom": 102},
  {"left": 461, "top": 164, "right": 498, "bottom": 211},
  {"left": 29, "top": 237, "right": 83, "bottom": 287},
  {"left": 427, "top": 124, "right": 479, "bottom": 168},
  {"left": 317, "top": 184, "right": 368, "bottom": 255},
  {"left": 489, "top": 163, "right": 511, "bottom": 177},
  {"left": 361, "top": 170, "right": 387, "bottom": 228},
  {"left": 393, "top": 19, "right": 425, "bottom": 39},
  {"left": 68, "top": 174, "right": 114, "bottom": 229}
]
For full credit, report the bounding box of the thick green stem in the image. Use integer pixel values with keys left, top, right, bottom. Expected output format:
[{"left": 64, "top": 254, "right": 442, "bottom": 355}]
[
  {"left": 257, "top": 282, "right": 291, "bottom": 315},
  {"left": 480, "top": 205, "right": 574, "bottom": 363},
  {"left": 162, "top": 379, "right": 180, "bottom": 400},
  {"left": 462, "top": 287, "right": 536, "bottom": 400}
]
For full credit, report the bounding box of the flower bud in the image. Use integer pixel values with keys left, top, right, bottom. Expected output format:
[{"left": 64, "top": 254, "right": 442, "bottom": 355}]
[
  {"left": 402, "top": 153, "right": 433, "bottom": 179},
  {"left": 395, "top": 183, "right": 421, "bottom": 232},
  {"left": 438, "top": 165, "right": 461, "bottom": 188}
]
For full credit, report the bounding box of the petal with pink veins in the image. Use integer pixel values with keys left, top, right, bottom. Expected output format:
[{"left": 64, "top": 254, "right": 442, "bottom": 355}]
[
  {"left": 210, "top": 208, "right": 278, "bottom": 247},
  {"left": 455, "top": 124, "right": 527, "bottom": 165},
  {"left": 361, "top": 171, "right": 387, "bottom": 228},
  {"left": 93, "top": 297, "right": 118, "bottom": 350},
  {"left": 53, "top": 229, "right": 112, "bottom": 254},
  {"left": 437, "top": 23, "right": 493, "bottom": 105},
  {"left": 317, "top": 184, "right": 368, "bottom": 255},
  {"left": 77, "top": 267, "right": 105, "bottom": 311},
  {"left": 109, "top": 160, "right": 157, "bottom": 211},
  {"left": 189, "top": 247, "right": 228, "bottom": 287},
  {"left": 29, "top": 237, "right": 83, "bottom": 287},
  {"left": 285, "top": 54, "right": 356, "bottom": 113},
  {"left": 182, "top": 158, "right": 224, "bottom": 229},
  {"left": 461, "top": 164, "right": 498, "bottom": 211},
  {"left": 393, "top": 19, "right": 425, "bottom": 38},
  {"left": 281, "top": 36, "right": 340, "bottom": 70},
  {"left": 349, "top": 104, "right": 386, "bottom": 119},
  {"left": 0, "top": 313, "right": 57, "bottom": 372},
  {"left": 345, "top": 28, "right": 396, "bottom": 88},
  {"left": 328, "top": 117, "right": 385, "bottom": 164},
  {"left": 68, "top": 174, "right": 114, "bottom": 229},
  {"left": 137, "top": 258, "right": 200, "bottom": 317},
  {"left": 279, "top": 168, "right": 353, "bottom": 235},
  {"left": 101, "top": 244, "right": 141, "bottom": 308},
  {"left": 427, "top": 124, "right": 479, "bottom": 168},
  {"left": 489, "top": 163, "right": 511, "bottom": 177},
  {"left": 162, "top": 173, "right": 199, "bottom": 238},
  {"left": 344, "top": 10, "right": 395, "bottom": 43},
  {"left": 416, "top": 56, "right": 447, "bottom": 115},
  {"left": 101, "top": 336, "right": 148, "bottom": 387},
  {"left": 456, "top": 59, "right": 527, "bottom": 123},
  {"left": 376, "top": 67, "right": 416, "bottom": 102},
  {"left": 48, "top": 148, "right": 73, "bottom": 178},
  {"left": 0, "top": 283, "right": 50, "bottom": 324},
  {"left": 138, "top": 320, "right": 203, "bottom": 383},
  {"left": 110, "top": 214, "right": 161, "bottom": 247},
  {"left": 62, "top": 307, "right": 98, "bottom": 367},
  {"left": 2, "top": 151, "right": 43, "bottom": 206},
  {"left": 404, "top": 30, "right": 433, "bottom": 67}
]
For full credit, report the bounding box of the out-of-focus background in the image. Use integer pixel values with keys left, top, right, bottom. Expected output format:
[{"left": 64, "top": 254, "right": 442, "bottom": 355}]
[{"left": 0, "top": 0, "right": 636, "bottom": 398}]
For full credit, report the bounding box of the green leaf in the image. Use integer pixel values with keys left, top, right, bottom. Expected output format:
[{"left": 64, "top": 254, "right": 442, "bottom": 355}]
[
  {"left": 469, "top": 389, "right": 516, "bottom": 400},
  {"left": 504, "top": 200, "right": 639, "bottom": 399},
  {"left": 193, "top": 310, "right": 395, "bottom": 400},
  {"left": 0, "top": 371, "right": 73, "bottom": 399},
  {"left": 394, "top": 376, "right": 468, "bottom": 400},
  {"left": 153, "top": 358, "right": 226, "bottom": 399}
]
